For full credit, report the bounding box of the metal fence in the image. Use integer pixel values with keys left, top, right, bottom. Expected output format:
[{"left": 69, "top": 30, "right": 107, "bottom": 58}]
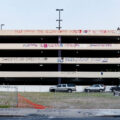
[{"left": 0, "top": 85, "right": 18, "bottom": 108}]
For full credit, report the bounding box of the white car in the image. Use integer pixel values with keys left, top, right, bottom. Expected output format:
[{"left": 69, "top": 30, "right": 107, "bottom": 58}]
[
  {"left": 85, "top": 84, "right": 105, "bottom": 92},
  {"left": 49, "top": 84, "right": 76, "bottom": 93}
]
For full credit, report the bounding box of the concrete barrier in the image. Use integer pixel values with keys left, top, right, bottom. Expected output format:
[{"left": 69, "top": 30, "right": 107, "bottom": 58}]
[{"left": 0, "top": 85, "right": 114, "bottom": 92}]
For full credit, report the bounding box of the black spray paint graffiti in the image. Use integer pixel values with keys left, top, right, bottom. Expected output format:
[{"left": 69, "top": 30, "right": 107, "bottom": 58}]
[{"left": 57, "top": 58, "right": 109, "bottom": 63}]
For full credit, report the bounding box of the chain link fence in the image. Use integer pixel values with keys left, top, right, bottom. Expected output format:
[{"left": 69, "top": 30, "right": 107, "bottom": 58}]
[
  {"left": 0, "top": 85, "right": 18, "bottom": 108},
  {"left": 0, "top": 85, "right": 120, "bottom": 109}
]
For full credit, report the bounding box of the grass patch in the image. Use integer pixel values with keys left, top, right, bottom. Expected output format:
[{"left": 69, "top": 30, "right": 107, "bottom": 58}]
[
  {"left": 0, "top": 105, "right": 11, "bottom": 108},
  {"left": 0, "top": 92, "right": 120, "bottom": 109}
]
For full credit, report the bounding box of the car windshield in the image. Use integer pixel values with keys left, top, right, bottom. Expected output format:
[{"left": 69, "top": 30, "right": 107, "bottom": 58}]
[
  {"left": 62, "top": 84, "right": 66, "bottom": 87},
  {"left": 57, "top": 85, "right": 61, "bottom": 87},
  {"left": 92, "top": 84, "right": 99, "bottom": 87},
  {"left": 68, "top": 84, "right": 75, "bottom": 87}
]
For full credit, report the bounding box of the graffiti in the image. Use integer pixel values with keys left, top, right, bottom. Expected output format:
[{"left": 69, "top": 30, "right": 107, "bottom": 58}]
[
  {"left": 13, "top": 30, "right": 120, "bottom": 35},
  {"left": 88, "top": 30, "right": 117, "bottom": 34},
  {"left": 23, "top": 43, "right": 80, "bottom": 48},
  {"left": 23, "top": 44, "right": 38, "bottom": 47},
  {"left": 0, "top": 57, "right": 119, "bottom": 64},
  {"left": 15, "top": 30, "right": 23, "bottom": 33},
  {"left": 57, "top": 58, "right": 64, "bottom": 63},
  {"left": 102, "top": 58, "right": 108, "bottom": 63},
  {"left": 83, "top": 30, "right": 88, "bottom": 33},
  {"left": 64, "top": 58, "right": 109, "bottom": 63},
  {"left": 90, "top": 44, "right": 112, "bottom": 47},
  {"left": 0, "top": 58, "right": 47, "bottom": 62},
  {"left": 65, "top": 58, "right": 89, "bottom": 62},
  {"left": 57, "top": 58, "right": 109, "bottom": 63},
  {"left": 22, "top": 43, "right": 115, "bottom": 49}
]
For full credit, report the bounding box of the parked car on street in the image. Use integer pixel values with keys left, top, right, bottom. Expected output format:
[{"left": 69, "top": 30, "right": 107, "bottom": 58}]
[
  {"left": 84, "top": 84, "right": 105, "bottom": 92},
  {"left": 110, "top": 86, "right": 120, "bottom": 92},
  {"left": 49, "top": 84, "right": 76, "bottom": 93}
]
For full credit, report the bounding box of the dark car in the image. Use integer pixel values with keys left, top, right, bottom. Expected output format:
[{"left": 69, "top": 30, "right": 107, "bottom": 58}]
[{"left": 110, "top": 86, "right": 120, "bottom": 92}]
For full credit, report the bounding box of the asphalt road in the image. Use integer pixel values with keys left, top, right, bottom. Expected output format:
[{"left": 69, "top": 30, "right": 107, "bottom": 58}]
[{"left": 0, "top": 116, "right": 120, "bottom": 120}]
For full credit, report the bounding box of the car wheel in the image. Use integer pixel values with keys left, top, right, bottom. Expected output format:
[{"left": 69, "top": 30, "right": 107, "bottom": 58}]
[
  {"left": 113, "top": 90, "right": 116, "bottom": 93},
  {"left": 100, "top": 90, "right": 103, "bottom": 92},
  {"left": 113, "top": 91, "right": 115, "bottom": 96},
  {"left": 87, "top": 89, "right": 90, "bottom": 93},
  {"left": 68, "top": 89, "right": 72, "bottom": 93},
  {"left": 50, "top": 89, "right": 55, "bottom": 92}
]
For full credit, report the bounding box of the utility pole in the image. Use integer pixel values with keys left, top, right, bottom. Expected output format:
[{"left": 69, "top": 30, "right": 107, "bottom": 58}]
[
  {"left": 56, "top": 9, "right": 64, "bottom": 84},
  {"left": 1, "top": 24, "right": 5, "bottom": 30}
]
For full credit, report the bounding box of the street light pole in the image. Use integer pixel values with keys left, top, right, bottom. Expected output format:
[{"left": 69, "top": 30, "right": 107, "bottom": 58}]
[
  {"left": 1, "top": 24, "right": 5, "bottom": 30},
  {"left": 56, "top": 9, "right": 63, "bottom": 30},
  {"left": 56, "top": 9, "right": 64, "bottom": 84}
]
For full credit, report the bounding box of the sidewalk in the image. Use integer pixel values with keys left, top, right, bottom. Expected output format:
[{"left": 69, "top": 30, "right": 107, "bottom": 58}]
[{"left": 0, "top": 108, "right": 120, "bottom": 118}]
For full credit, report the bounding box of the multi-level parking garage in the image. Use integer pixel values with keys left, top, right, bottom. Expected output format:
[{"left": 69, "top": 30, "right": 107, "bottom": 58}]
[{"left": 0, "top": 30, "right": 120, "bottom": 91}]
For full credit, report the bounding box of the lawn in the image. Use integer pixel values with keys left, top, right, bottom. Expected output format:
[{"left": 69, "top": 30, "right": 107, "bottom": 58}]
[
  {"left": 0, "top": 92, "right": 120, "bottom": 109},
  {"left": 19, "top": 92, "right": 120, "bottom": 109}
]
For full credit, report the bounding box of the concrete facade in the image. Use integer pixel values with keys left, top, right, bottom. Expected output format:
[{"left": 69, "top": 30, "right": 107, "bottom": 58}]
[{"left": 0, "top": 30, "right": 120, "bottom": 92}]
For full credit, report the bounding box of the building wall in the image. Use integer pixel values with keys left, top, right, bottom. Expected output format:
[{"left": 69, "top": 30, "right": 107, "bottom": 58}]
[
  {"left": 0, "top": 85, "right": 114, "bottom": 92},
  {"left": 0, "top": 30, "right": 120, "bottom": 36},
  {"left": 0, "top": 30, "right": 120, "bottom": 87}
]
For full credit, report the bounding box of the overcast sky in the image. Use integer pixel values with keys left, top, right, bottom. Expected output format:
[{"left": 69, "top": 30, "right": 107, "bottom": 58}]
[{"left": 0, "top": 0, "right": 120, "bottom": 30}]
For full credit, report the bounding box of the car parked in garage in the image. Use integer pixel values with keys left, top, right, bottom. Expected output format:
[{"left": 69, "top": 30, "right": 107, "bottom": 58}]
[
  {"left": 84, "top": 84, "right": 105, "bottom": 92},
  {"left": 49, "top": 84, "right": 76, "bottom": 93},
  {"left": 110, "top": 86, "right": 120, "bottom": 92}
]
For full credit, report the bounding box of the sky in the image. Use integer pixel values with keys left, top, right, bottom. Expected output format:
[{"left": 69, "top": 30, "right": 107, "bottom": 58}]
[{"left": 0, "top": 0, "right": 120, "bottom": 30}]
